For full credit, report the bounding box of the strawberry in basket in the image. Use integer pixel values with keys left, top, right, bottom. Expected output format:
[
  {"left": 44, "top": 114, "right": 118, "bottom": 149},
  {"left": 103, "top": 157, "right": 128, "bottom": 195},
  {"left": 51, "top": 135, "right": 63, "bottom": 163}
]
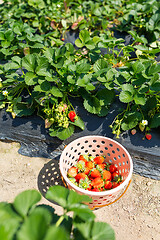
[{"left": 67, "top": 154, "right": 122, "bottom": 192}]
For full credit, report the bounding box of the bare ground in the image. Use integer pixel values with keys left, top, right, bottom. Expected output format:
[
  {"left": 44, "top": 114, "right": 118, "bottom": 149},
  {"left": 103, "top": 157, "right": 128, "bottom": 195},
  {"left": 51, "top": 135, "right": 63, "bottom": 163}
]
[{"left": 0, "top": 140, "right": 160, "bottom": 240}]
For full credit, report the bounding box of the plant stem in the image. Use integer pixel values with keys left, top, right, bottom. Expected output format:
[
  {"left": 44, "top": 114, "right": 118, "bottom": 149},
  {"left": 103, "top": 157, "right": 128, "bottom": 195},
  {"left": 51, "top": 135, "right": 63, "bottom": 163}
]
[{"left": 56, "top": 215, "right": 65, "bottom": 227}]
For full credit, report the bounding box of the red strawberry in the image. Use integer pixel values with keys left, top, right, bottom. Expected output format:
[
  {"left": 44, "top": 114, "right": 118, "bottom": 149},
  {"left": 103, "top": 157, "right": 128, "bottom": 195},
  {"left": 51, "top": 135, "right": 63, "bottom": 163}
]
[
  {"left": 78, "top": 155, "right": 87, "bottom": 163},
  {"left": 84, "top": 168, "right": 90, "bottom": 175},
  {"left": 68, "top": 111, "right": 76, "bottom": 122},
  {"left": 75, "top": 173, "right": 87, "bottom": 182},
  {"left": 94, "top": 156, "right": 104, "bottom": 164},
  {"left": 90, "top": 169, "right": 101, "bottom": 178},
  {"left": 67, "top": 167, "right": 78, "bottom": 178},
  {"left": 112, "top": 182, "right": 120, "bottom": 188},
  {"left": 61, "top": 38, "right": 64, "bottom": 41},
  {"left": 85, "top": 161, "right": 94, "bottom": 169},
  {"left": 109, "top": 164, "right": 117, "bottom": 173},
  {"left": 102, "top": 170, "right": 111, "bottom": 181},
  {"left": 145, "top": 133, "right": 152, "bottom": 140},
  {"left": 112, "top": 171, "right": 119, "bottom": 181},
  {"left": 91, "top": 177, "right": 104, "bottom": 188},
  {"left": 91, "top": 188, "right": 100, "bottom": 192},
  {"left": 97, "top": 163, "right": 105, "bottom": 170},
  {"left": 104, "top": 181, "right": 112, "bottom": 190},
  {"left": 131, "top": 129, "right": 136, "bottom": 135}
]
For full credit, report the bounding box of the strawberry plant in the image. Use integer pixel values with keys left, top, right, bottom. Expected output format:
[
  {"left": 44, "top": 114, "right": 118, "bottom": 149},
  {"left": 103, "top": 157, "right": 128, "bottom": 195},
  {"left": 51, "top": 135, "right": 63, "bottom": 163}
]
[{"left": 0, "top": 185, "right": 115, "bottom": 240}]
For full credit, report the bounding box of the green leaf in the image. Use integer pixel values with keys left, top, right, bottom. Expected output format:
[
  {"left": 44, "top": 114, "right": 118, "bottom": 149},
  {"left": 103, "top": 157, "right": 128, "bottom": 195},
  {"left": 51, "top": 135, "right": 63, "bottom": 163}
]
[
  {"left": 46, "top": 186, "right": 69, "bottom": 208},
  {"left": 36, "top": 57, "right": 49, "bottom": 76},
  {"left": 148, "top": 64, "right": 160, "bottom": 75},
  {"left": 91, "top": 221, "right": 115, "bottom": 240},
  {"left": 5, "top": 30, "right": 14, "bottom": 41},
  {"left": 13, "top": 103, "right": 35, "bottom": 117},
  {"left": 71, "top": 204, "right": 95, "bottom": 222},
  {"left": 121, "top": 112, "right": 141, "bottom": 131},
  {"left": 49, "top": 125, "right": 74, "bottom": 140},
  {"left": 13, "top": 190, "right": 41, "bottom": 218},
  {"left": 86, "top": 40, "right": 95, "bottom": 50},
  {"left": 49, "top": 86, "right": 63, "bottom": 98},
  {"left": 44, "top": 226, "right": 70, "bottom": 240},
  {"left": 97, "top": 106, "right": 110, "bottom": 117},
  {"left": 134, "top": 93, "right": 146, "bottom": 105},
  {"left": 76, "top": 61, "right": 90, "bottom": 73},
  {"left": 44, "top": 48, "right": 54, "bottom": 63},
  {"left": 40, "top": 81, "right": 51, "bottom": 91},
  {"left": 17, "top": 208, "right": 52, "bottom": 240},
  {"left": 79, "top": 30, "right": 90, "bottom": 43},
  {"left": 96, "top": 89, "right": 115, "bottom": 106},
  {"left": 132, "top": 61, "right": 144, "bottom": 73},
  {"left": 119, "top": 91, "right": 133, "bottom": 103},
  {"left": 93, "top": 59, "right": 108, "bottom": 72},
  {"left": 25, "top": 72, "right": 37, "bottom": 86},
  {"left": 121, "top": 84, "right": 135, "bottom": 94},
  {"left": 150, "top": 113, "right": 160, "bottom": 128},
  {"left": 71, "top": 116, "right": 85, "bottom": 130},
  {"left": 83, "top": 96, "right": 101, "bottom": 114},
  {"left": 1, "top": 40, "right": 11, "bottom": 48},
  {"left": 22, "top": 54, "right": 36, "bottom": 72}
]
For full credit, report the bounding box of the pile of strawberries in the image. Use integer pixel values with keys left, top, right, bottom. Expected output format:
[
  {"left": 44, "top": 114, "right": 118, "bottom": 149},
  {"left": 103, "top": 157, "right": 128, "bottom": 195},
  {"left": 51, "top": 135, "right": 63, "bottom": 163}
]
[{"left": 67, "top": 154, "right": 122, "bottom": 192}]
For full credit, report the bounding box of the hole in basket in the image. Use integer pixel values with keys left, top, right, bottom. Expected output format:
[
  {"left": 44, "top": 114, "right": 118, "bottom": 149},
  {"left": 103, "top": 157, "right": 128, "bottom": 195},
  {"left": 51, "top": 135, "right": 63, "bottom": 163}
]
[
  {"left": 101, "top": 141, "right": 105, "bottom": 144},
  {"left": 109, "top": 144, "right": 113, "bottom": 147},
  {"left": 118, "top": 155, "right": 121, "bottom": 159},
  {"left": 100, "top": 150, "right": 103, "bottom": 154},
  {"left": 105, "top": 147, "right": 108, "bottom": 150},
  {"left": 42, "top": 175, "right": 45, "bottom": 179},
  {"left": 126, "top": 161, "right": 129, "bottom": 164},
  {"left": 85, "top": 150, "right": 88, "bottom": 153},
  {"left": 78, "top": 152, "right": 81, "bottom": 155},
  {"left": 77, "top": 143, "right": 80, "bottom": 146},
  {"left": 42, "top": 182, "right": 44, "bottom": 185},
  {"left": 89, "top": 145, "right": 92, "bottom": 148},
  {"left": 113, "top": 157, "right": 117, "bottom": 161},
  {"left": 66, "top": 152, "right": 68, "bottom": 156},
  {"left": 123, "top": 154, "right": 125, "bottom": 157},
  {"left": 52, "top": 167, "right": 56, "bottom": 171},
  {"left": 72, "top": 156, "right": 75, "bottom": 160},
  {"left": 46, "top": 179, "right": 49, "bottom": 183},
  {"left": 92, "top": 149, "right": 96, "bottom": 153},
  {"left": 117, "top": 148, "right": 120, "bottom": 152},
  {"left": 93, "top": 139, "right": 97, "bottom": 143},
  {"left": 123, "top": 161, "right": 125, "bottom": 165},
  {"left": 107, "top": 153, "right": 110, "bottom": 156},
  {"left": 94, "top": 200, "right": 98, "bottom": 202},
  {"left": 119, "top": 162, "right": 121, "bottom": 166},
  {"left": 100, "top": 197, "right": 103, "bottom": 199},
  {"left": 43, "top": 188, "right": 46, "bottom": 192},
  {"left": 96, "top": 145, "right": 100, "bottom": 148},
  {"left": 112, "top": 150, "right": 115, "bottom": 154},
  {"left": 69, "top": 154, "right": 71, "bottom": 157},
  {"left": 81, "top": 146, "right": 84, "bottom": 149},
  {"left": 74, "top": 149, "right": 77, "bottom": 153},
  {"left": 51, "top": 163, "right": 54, "bottom": 166},
  {"left": 109, "top": 159, "right": 112, "bottom": 163},
  {"left": 71, "top": 147, "right": 73, "bottom": 150},
  {"left": 115, "top": 164, "right": 118, "bottom": 167},
  {"left": 119, "top": 169, "right": 121, "bottom": 174},
  {"left": 85, "top": 140, "right": 88, "bottom": 143}
]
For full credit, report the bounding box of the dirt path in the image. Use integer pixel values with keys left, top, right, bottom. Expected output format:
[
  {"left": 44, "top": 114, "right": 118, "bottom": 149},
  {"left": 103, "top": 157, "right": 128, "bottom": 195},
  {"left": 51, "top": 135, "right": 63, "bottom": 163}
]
[{"left": 0, "top": 140, "right": 160, "bottom": 240}]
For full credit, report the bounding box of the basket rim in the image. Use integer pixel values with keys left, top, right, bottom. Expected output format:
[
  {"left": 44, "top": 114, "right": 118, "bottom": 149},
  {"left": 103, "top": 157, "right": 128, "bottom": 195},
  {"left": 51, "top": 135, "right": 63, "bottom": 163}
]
[{"left": 59, "top": 135, "right": 133, "bottom": 197}]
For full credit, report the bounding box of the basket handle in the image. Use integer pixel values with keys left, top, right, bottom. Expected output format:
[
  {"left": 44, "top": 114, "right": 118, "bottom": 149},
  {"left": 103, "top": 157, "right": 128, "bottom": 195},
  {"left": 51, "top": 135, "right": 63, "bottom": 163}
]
[{"left": 90, "top": 179, "right": 132, "bottom": 210}]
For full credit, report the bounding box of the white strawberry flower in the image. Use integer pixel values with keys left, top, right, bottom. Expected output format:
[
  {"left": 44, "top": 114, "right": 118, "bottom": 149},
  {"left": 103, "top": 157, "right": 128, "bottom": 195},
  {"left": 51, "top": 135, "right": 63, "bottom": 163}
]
[
  {"left": 2, "top": 90, "right": 8, "bottom": 96},
  {"left": 142, "top": 120, "right": 148, "bottom": 126},
  {"left": 0, "top": 78, "right": 2, "bottom": 82}
]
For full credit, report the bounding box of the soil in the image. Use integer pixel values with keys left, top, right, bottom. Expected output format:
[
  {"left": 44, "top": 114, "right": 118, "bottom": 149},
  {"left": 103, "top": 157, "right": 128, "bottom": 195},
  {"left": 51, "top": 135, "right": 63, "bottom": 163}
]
[{"left": 0, "top": 140, "right": 159, "bottom": 240}]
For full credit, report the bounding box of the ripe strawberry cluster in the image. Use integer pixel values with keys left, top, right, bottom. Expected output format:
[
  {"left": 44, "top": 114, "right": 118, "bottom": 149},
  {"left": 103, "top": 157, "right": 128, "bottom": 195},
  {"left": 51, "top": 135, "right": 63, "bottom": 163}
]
[{"left": 67, "top": 154, "right": 122, "bottom": 192}]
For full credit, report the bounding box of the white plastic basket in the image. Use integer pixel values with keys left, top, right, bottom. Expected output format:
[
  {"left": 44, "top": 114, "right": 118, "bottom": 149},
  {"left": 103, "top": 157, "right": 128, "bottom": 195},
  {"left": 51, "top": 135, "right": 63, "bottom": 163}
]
[{"left": 59, "top": 135, "right": 133, "bottom": 209}]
